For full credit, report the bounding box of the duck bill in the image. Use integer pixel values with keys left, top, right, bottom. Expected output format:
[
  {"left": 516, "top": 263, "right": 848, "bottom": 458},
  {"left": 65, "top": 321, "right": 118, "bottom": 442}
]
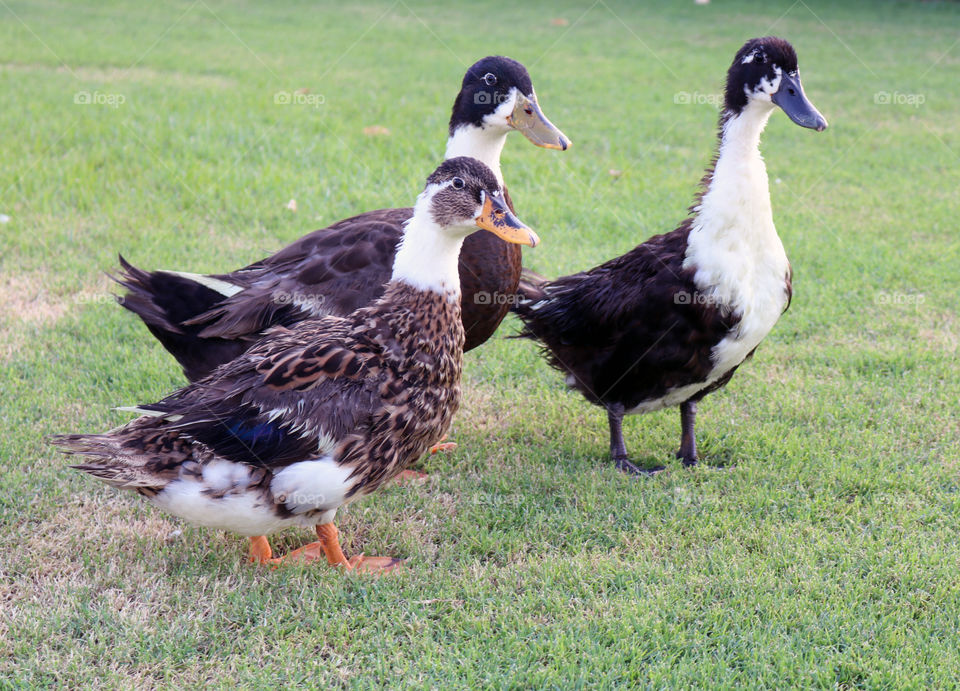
[
  {"left": 508, "top": 92, "right": 571, "bottom": 151},
  {"left": 772, "top": 72, "right": 828, "bottom": 132},
  {"left": 474, "top": 191, "right": 539, "bottom": 247}
]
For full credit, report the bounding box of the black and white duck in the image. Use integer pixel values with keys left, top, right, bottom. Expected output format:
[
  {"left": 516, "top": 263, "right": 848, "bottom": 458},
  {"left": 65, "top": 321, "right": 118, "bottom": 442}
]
[
  {"left": 514, "top": 37, "right": 826, "bottom": 474},
  {"left": 117, "top": 56, "right": 568, "bottom": 381},
  {"left": 54, "top": 157, "right": 538, "bottom": 571}
]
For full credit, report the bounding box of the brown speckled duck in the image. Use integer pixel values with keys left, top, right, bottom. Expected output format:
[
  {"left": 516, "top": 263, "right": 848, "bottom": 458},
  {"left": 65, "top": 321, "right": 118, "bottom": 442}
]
[
  {"left": 117, "top": 56, "right": 568, "bottom": 382},
  {"left": 514, "top": 38, "right": 826, "bottom": 474},
  {"left": 54, "top": 157, "right": 537, "bottom": 572}
]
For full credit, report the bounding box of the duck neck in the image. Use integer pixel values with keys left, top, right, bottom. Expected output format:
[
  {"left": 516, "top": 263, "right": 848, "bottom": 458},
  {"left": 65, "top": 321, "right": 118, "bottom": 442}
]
[
  {"left": 391, "top": 196, "right": 465, "bottom": 300},
  {"left": 683, "top": 101, "right": 789, "bottom": 306},
  {"left": 444, "top": 125, "right": 507, "bottom": 186},
  {"left": 692, "top": 99, "right": 776, "bottom": 242}
]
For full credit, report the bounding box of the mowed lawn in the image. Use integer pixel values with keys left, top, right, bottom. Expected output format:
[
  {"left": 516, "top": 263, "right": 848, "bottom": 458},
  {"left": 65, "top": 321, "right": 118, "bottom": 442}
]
[{"left": 2, "top": 0, "right": 959, "bottom": 687}]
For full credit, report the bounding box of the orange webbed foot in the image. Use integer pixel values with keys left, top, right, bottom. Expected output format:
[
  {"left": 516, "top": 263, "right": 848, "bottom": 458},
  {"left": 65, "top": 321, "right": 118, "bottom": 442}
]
[
  {"left": 394, "top": 469, "right": 429, "bottom": 484},
  {"left": 429, "top": 434, "right": 457, "bottom": 455},
  {"left": 268, "top": 540, "right": 327, "bottom": 566},
  {"left": 396, "top": 436, "right": 455, "bottom": 483},
  {"left": 345, "top": 555, "right": 404, "bottom": 573},
  {"left": 256, "top": 524, "right": 402, "bottom": 574}
]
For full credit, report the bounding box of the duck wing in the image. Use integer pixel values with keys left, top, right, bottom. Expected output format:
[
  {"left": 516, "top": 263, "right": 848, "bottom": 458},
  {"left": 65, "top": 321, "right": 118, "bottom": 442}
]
[
  {"left": 187, "top": 209, "right": 409, "bottom": 340},
  {"left": 148, "top": 317, "right": 391, "bottom": 470},
  {"left": 514, "top": 226, "right": 739, "bottom": 403}
]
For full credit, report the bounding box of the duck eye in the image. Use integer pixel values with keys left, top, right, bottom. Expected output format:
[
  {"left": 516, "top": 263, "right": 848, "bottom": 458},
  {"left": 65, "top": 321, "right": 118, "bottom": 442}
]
[
  {"left": 755, "top": 53, "right": 765, "bottom": 64},
  {"left": 483, "top": 72, "right": 497, "bottom": 86},
  {"left": 452, "top": 177, "right": 465, "bottom": 190}
]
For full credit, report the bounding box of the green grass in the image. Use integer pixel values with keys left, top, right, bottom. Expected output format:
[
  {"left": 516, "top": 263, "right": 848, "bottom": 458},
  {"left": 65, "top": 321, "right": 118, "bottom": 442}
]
[{"left": 2, "top": 0, "right": 959, "bottom": 687}]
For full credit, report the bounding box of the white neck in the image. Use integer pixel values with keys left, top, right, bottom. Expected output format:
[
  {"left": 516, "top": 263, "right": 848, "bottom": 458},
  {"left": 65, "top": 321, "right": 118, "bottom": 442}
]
[
  {"left": 391, "top": 194, "right": 466, "bottom": 297},
  {"left": 684, "top": 98, "right": 789, "bottom": 311},
  {"left": 444, "top": 124, "right": 507, "bottom": 186},
  {"left": 695, "top": 99, "right": 776, "bottom": 234}
]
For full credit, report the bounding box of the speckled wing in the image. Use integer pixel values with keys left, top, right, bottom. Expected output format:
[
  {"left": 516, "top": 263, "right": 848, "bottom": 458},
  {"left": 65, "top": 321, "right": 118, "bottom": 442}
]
[{"left": 149, "top": 317, "right": 390, "bottom": 470}]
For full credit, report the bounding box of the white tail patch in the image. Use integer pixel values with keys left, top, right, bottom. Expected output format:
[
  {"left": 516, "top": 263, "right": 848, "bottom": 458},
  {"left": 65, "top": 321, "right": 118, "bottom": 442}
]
[
  {"left": 270, "top": 457, "right": 356, "bottom": 515},
  {"left": 162, "top": 270, "right": 243, "bottom": 297}
]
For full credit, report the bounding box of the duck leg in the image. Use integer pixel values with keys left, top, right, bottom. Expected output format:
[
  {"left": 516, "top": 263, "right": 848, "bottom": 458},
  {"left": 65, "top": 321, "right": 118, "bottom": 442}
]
[
  {"left": 270, "top": 523, "right": 402, "bottom": 573},
  {"left": 607, "top": 404, "right": 664, "bottom": 475},
  {"left": 676, "top": 401, "right": 698, "bottom": 467},
  {"left": 248, "top": 535, "right": 274, "bottom": 564}
]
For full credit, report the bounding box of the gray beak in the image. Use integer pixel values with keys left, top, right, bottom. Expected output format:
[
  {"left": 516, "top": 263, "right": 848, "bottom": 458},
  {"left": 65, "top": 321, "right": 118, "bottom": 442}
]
[{"left": 771, "top": 72, "right": 828, "bottom": 132}]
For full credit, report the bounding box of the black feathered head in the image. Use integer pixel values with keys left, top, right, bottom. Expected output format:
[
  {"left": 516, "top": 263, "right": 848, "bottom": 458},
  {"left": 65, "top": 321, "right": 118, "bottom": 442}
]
[
  {"left": 448, "top": 57, "right": 570, "bottom": 150},
  {"left": 723, "top": 37, "right": 826, "bottom": 131}
]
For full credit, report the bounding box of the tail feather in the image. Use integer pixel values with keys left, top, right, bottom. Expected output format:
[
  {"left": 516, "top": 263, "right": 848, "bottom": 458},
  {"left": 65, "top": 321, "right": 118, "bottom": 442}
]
[
  {"left": 114, "top": 254, "right": 250, "bottom": 381},
  {"left": 508, "top": 267, "right": 552, "bottom": 328},
  {"left": 509, "top": 270, "right": 564, "bottom": 349},
  {"left": 160, "top": 270, "right": 243, "bottom": 298},
  {"left": 51, "top": 432, "right": 122, "bottom": 458},
  {"left": 115, "top": 254, "right": 242, "bottom": 328},
  {"left": 51, "top": 433, "right": 167, "bottom": 490},
  {"left": 517, "top": 267, "right": 549, "bottom": 300},
  {"left": 69, "top": 463, "right": 157, "bottom": 490}
]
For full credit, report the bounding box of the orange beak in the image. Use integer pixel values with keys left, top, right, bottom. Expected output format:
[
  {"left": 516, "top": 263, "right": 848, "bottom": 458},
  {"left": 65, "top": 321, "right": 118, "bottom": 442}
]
[{"left": 474, "top": 191, "right": 539, "bottom": 247}]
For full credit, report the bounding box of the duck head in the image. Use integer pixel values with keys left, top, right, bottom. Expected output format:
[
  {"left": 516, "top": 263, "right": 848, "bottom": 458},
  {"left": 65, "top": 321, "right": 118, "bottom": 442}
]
[
  {"left": 448, "top": 56, "right": 570, "bottom": 151},
  {"left": 724, "top": 37, "right": 827, "bottom": 131},
  {"left": 392, "top": 157, "right": 537, "bottom": 294},
  {"left": 423, "top": 157, "right": 539, "bottom": 247}
]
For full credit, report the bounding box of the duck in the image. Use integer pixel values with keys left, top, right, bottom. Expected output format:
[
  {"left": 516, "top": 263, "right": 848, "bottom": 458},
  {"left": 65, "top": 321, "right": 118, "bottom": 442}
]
[
  {"left": 513, "top": 37, "right": 827, "bottom": 474},
  {"left": 54, "top": 157, "right": 538, "bottom": 571},
  {"left": 117, "top": 56, "right": 569, "bottom": 382}
]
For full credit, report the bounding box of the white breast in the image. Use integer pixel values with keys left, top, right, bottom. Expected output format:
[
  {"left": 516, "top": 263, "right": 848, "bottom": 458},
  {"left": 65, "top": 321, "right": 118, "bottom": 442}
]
[{"left": 685, "top": 207, "right": 789, "bottom": 381}]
